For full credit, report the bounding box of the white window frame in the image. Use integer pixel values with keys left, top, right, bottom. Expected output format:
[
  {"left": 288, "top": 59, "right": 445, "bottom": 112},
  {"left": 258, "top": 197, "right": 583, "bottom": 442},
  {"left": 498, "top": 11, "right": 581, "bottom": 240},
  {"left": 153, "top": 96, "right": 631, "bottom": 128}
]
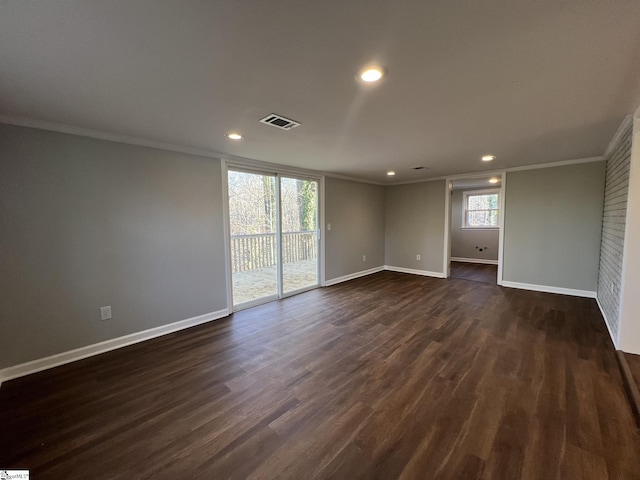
[{"left": 462, "top": 188, "right": 500, "bottom": 229}]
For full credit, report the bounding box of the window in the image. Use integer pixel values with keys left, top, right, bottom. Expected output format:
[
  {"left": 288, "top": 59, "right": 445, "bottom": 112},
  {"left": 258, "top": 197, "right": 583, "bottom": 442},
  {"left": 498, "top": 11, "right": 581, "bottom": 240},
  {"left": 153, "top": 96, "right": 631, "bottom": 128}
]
[{"left": 463, "top": 189, "right": 499, "bottom": 228}]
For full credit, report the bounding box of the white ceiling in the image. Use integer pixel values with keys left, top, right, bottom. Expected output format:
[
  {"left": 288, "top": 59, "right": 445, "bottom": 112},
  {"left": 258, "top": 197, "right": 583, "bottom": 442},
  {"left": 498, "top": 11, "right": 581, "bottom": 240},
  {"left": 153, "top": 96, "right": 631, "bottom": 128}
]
[{"left": 1, "top": 1, "right": 640, "bottom": 183}]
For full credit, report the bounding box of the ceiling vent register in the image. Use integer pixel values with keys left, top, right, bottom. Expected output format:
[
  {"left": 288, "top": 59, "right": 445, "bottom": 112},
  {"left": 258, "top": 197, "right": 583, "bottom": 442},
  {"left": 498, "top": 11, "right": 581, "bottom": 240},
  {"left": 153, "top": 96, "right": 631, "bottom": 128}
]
[{"left": 259, "top": 114, "right": 301, "bottom": 130}]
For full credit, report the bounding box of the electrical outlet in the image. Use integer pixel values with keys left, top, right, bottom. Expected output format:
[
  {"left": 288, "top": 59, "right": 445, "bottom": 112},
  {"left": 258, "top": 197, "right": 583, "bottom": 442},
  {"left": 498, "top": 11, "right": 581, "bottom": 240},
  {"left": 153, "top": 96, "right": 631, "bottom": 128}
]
[
  {"left": 100, "top": 306, "right": 112, "bottom": 321},
  {"left": 362, "top": 255, "right": 366, "bottom": 262},
  {"left": 416, "top": 254, "right": 421, "bottom": 261},
  {"left": 327, "top": 223, "right": 332, "bottom": 231}
]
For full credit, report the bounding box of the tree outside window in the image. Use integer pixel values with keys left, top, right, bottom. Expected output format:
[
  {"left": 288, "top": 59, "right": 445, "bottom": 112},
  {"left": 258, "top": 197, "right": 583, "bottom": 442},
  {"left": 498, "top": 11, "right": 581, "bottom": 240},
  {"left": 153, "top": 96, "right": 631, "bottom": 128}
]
[{"left": 463, "top": 190, "right": 499, "bottom": 228}]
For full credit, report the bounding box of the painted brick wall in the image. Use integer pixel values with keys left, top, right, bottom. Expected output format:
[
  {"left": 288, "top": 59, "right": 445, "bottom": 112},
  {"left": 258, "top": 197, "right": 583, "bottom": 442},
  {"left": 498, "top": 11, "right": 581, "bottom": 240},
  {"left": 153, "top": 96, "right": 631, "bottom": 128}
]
[{"left": 598, "top": 119, "right": 632, "bottom": 342}]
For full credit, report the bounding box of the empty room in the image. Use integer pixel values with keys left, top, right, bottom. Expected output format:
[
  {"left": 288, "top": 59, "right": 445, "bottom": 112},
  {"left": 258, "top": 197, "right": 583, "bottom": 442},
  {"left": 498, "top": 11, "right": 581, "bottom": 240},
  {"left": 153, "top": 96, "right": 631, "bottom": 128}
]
[{"left": 2, "top": 1, "right": 640, "bottom": 479}]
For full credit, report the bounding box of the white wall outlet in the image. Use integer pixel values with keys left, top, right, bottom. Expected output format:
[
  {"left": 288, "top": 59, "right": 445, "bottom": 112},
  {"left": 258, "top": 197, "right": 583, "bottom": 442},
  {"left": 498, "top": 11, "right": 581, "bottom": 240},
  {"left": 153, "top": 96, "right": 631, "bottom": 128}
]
[
  {"left": 327, "top": 223, "right": 332, "bottom": 231},
  {"left": 362, "top": 254, "right": 367, "bottom": 262},
  {"left": 416, "top": 254, "right": 421, "bottom": 261},
  {"left": 100, "top": 306, "right": 112, "bottom": 321}
]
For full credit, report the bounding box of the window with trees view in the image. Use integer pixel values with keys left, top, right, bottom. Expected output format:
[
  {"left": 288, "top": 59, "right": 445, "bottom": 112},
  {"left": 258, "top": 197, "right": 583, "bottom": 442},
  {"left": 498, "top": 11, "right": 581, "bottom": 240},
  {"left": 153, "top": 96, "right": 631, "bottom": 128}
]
[{"left": 463, "top": 189, "right": 499, "bottom": 228}]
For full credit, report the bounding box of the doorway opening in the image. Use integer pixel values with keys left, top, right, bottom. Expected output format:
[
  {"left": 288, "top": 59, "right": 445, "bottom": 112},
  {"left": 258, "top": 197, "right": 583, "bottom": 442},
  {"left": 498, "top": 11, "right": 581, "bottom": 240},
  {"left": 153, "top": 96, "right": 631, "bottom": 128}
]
[
  {"left": 445, "top": 174, "right": 504, "bottom": 285},
  {"left": 227, "top": 168, "right": 320, "bottom": 310}
]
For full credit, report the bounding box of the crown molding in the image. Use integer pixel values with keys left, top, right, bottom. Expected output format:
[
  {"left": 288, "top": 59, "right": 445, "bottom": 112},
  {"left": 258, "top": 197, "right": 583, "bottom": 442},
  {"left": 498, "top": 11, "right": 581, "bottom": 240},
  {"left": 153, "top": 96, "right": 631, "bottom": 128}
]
[
  {"left": 0, "top": 114, "right": 228, "bottom": 160},
  {"left": 0, "top": 114, "right": 607, "bottom": 187},
  {"left": 0, "top": 114, "right": 389, "bottom": 185},
  {"left": 503, "top": 156, "right": 604, "bottom": 172},
  {"left": 604, "top": 115, "right": 633, "bottom": 158},
  {"left": 387, "top": 156, "right": 604, "bottom": 186},
  {"left": 321, "top": 172, "right": 385, "bottom": 186}
]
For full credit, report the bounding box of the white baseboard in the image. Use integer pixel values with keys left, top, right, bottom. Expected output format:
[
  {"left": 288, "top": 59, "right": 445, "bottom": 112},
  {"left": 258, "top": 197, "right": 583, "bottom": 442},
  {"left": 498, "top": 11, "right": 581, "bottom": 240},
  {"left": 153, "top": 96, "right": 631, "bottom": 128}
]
[
  {"left": 596, "top": 296, "right": 618, "bottom": 349},
  {"left": 501, "top": 281, "right": 596, "bottom": 298},
  {"left": 450, "top": 257, "right": 498, "bottom": 265},
  {"left": 0, "top": 308, "right": 230, "bottom": 386},
  {"left": 324, "top": 265, "right": 446, "bottom": 286},
  {"left": 324, "top": 266, "right": 385, "bottom": 286},
  {"left": 384, "top": 265, "right": 446, "bottom": 278}
]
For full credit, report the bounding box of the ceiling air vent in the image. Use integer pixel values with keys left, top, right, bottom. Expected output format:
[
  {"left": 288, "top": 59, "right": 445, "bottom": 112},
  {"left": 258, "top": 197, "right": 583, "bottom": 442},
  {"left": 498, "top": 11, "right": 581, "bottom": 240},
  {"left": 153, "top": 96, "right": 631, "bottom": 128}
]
[{"left": 259, "top": 114, "right": 301, "bottom": 131}]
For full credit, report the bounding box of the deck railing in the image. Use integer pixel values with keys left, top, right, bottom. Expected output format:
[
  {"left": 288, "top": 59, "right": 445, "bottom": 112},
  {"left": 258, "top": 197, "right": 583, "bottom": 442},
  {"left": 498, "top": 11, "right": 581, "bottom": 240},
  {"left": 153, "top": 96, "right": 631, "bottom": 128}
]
[{"left": 230, "top": 231, "right": 317, "bottom": 272}]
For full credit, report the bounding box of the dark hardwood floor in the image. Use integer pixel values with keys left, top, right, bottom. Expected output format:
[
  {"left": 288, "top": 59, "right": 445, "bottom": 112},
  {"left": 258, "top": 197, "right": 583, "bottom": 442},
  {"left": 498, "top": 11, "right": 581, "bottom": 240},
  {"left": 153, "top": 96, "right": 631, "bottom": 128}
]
[
  {"left": 622, "top": 352, "right": 640, "bottom": 424},
  {"left": 625, "top": 353, "right": 640, "bottom": 391},
  {"left": 1, "top": 271, "right": 638, "bottom": 479},
  {"left": 450, "top": 261, "right": 497, "bottom": 284}
]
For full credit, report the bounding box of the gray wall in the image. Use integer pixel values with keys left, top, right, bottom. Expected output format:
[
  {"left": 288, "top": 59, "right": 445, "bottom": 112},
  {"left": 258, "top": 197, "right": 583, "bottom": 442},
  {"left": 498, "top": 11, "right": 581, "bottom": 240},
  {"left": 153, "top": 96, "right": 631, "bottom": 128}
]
[
  {"left": 0, "top": 123, "right": 612, "bottom": 371},
  {"left": 598, "top": 121, "right": 632, "bottom": 340},
  {"left": 385, "top": 180, "right": 446, "bottom": 273},
  {"left": 325, "top": 178, "right": 385, "bottom": 280},
  {"left": 450, "top": 188, "right": 499, "bottom": 261},
  {"left": 503, "top": 162, "right": 606, "bottom": 291},
  {"left": 0, "top": 124, "right": 228, "bottom": 368}
]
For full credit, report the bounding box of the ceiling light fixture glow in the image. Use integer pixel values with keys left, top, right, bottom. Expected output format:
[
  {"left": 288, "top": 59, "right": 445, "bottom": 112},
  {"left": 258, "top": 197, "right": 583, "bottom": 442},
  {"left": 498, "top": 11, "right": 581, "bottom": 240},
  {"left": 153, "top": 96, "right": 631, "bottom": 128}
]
[
  {"left": 226, "top": 132, "right": 242, "bottom": 140},
  {"left": 387, "top": 170, "right": 396, "bottom": 176},
  {"left": 482, "top": 155, "right": 495, "bottom": 162},
  {"left": 489, "top": 177, "right": 500, "bottom": 184},
  {"left": 359, "top": 65, "right": 387, "bottom": 83}
]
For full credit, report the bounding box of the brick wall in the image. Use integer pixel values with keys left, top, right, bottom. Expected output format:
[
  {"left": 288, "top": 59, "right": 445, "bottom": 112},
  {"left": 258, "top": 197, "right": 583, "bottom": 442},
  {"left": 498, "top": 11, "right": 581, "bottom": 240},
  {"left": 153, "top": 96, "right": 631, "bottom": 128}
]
[{"left": 598, "top": 119, "right": 633, "bottom": 342}]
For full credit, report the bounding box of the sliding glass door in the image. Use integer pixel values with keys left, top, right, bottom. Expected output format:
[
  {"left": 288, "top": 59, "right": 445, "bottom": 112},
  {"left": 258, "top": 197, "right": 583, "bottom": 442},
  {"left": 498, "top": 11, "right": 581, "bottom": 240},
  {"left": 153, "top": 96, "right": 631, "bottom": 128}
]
[
  {"left": 280, "top": 176, "right": 319, "bottom": 294},
  {"left": 228, "top": 169, "right": 319, "bottom": 309},
  {"left": 228, "top": 170, "right": 278, "bottom": 306}
]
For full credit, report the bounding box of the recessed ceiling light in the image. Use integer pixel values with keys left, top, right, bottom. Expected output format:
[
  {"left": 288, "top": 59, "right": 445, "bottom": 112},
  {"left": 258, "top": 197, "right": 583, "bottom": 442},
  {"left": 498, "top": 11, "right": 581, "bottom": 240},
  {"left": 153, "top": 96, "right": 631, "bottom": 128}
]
[
  {"left": 226, "top": 132, "right": 242, "bottom": 140},
  {"left": 359, "top": 65, "right": 387, "bottom": 83},
  {"left": 482, "top": 155, "right": 495, "bottom": 162},
  {"left": 489, "top": 177, "right": 500, "bottom": 184},
  {"left": 387, "top": 171, "right": 396, "bottom": 176}
]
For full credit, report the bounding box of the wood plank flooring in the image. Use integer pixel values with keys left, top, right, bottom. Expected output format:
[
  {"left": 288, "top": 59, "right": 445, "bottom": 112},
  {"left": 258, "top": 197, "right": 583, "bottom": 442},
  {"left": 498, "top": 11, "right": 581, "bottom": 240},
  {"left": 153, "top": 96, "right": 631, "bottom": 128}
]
[
  {"left": 625, "top": 353, "right": 640, "bottom": 390},
  {"left": 621, "top": 352, "right": 640, "bottom": 425},
  {"left": 450, "top": 261, "right": 497, "bottom": 284},
  {"left": 1, "top": 271, "right": 639, "bottom": 479}
]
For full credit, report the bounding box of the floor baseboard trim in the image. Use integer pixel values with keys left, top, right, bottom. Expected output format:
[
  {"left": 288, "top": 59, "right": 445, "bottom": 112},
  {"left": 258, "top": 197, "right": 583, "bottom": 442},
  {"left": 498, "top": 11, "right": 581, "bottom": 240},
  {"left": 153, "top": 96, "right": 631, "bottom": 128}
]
[
  {"left": 501, "top": 281, "right": 596, "bottom": 298},
  {"left": 384, "top": 265, "right": 446, "bottom": 278},
  {"left": 596, "top": 296, "right": 618, "bottom": 349},
  {"left": 0, "top": 308, "right": 230, "bottom": 386},
  {"left": 450, "top": 257, "right": 498, "bottom": 265},
  {"left": 615, "top": 351, "right": 640, "bottom": 428},
  {"left": 324, "top": 266, "right": 385, "bottom": 286}
]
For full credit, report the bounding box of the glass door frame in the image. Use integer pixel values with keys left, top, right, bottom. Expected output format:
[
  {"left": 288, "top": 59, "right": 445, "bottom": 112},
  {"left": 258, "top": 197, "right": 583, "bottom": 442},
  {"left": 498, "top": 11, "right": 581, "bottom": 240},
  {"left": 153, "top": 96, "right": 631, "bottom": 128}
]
[
  {"left": 222, "top": 160, "right": 324, "bottom": 312},
  {"left": 279, "top": 174, "right": 321, "bottom": 299}
]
